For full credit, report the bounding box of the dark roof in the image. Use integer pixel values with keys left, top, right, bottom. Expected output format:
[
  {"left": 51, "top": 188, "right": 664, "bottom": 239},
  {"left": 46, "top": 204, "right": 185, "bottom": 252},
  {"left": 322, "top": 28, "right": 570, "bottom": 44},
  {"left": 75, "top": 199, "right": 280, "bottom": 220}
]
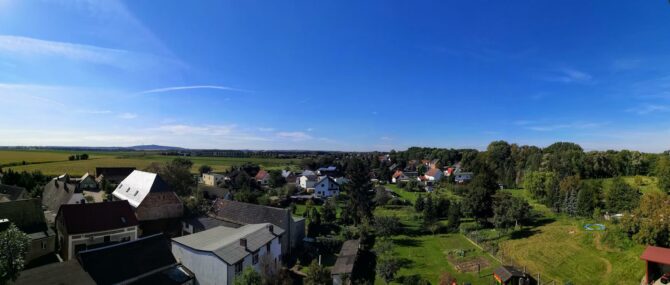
[
  {"left": 42, "top": 179, "right": 84, "bottom": 212},
  {"left": 130, "top": 265, "right": 194, "bottom": 285},
  {"left": 331, "top": 239, "right": 360, "bottom": 275},
  {"left": 0, "top": 199, "right": 47, "bottom": 234},
  {"left": 14, "top": 259, "right": 95, "bottom": 285},
  {"left": 95, "top": 167, "right": 136, "bottom": 178},
  {"left": 0, "top": 184, "right": 27, "bottom": 202},
  {"left": 57, "top": 200, "right": 139, "bottom": 234},
  {"left": 213, "top": 199, "right": 290, "bottom": 233},
  {"left": 183, "top": 216, "right": 242, "bottom": 232},
  {"left": 641, "top": 246, "right": 670, "bottom": 265},
  {"left": 78, "top": 234, "right": 177, "bottom": 285},
  {"left": 493, "top": 266, "right": 526, "bottom": 282}
]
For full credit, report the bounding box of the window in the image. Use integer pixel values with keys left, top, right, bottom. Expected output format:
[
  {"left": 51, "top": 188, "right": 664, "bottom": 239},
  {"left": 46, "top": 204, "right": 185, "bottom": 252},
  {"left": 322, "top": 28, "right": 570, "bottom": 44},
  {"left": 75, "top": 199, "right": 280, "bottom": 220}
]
[
  {"left": 252, "top": 252, "right": 259, "bottom": 265},
  {"left": 126, "top": 187, "right": 131, "bottom": 192},
  {"left": 266, "top": 243, "right": 271, "bottom": 253},
  {"left": 134, "top": 190, "right": 139, "bottom": 196},
  {"left": 41, "top": 241, "right": 47, "bottom": 250},
  {"left": 121, "top": 236, "right": 130, "bottom": 242},
  {"left": 235, "top": 262, "right": 243, "bottom": 274},
  {"left": 104, "top": 236, "right": 110, "bottom": 243}
]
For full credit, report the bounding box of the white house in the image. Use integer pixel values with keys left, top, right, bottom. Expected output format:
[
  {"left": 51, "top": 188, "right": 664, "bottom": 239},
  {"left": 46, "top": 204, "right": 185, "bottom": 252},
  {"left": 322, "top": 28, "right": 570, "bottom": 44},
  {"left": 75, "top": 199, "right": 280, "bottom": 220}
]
[
  {"left": 171, "top": 223, "right": 283, "bottom": 285},
  {"left": 298, "top": 170, "right": 318, "bottom": 189},
  {"left": 314, "top": 176, "right": 340, "bottom": 198},
  {"left": 202, "top": 173, "right": 227, "bottom": 187}
]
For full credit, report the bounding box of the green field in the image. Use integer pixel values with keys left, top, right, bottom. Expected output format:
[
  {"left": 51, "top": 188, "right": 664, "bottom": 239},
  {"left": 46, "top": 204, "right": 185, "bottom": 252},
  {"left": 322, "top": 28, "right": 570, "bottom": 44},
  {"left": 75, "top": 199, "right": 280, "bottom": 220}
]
[
  {"left": 374, "top": 205, "right": 501, "bottom": 284},
  {"left": 374, "top": 177, "right": 653, "bottom": 284},
  {"left": 0, "top": 150, "right": 297, "bottom": 176}
]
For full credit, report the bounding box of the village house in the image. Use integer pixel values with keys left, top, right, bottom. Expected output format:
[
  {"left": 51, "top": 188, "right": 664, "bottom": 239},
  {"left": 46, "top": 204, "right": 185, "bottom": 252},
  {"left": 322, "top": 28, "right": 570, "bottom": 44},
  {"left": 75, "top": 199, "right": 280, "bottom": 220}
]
[
  {"left": 255, "top": 170, "right": 271, "bottom": 186},
  {"left": 423, "top": 167, "right": 443, "bottom": 182},
  {"left": 42, "top": 177, "right": 86, "bottom": 214},
  {"left": 95, "top": 167, "right": 136, "bottom": 184},
  {"left": 171, "top": 223, "right": 283, "bottom": 285},
  {"left": 281, "top": 170, "right": 296, "bottom": 185},
  {"left": 640, "top": 245, "right": 670, "bottom": 284},
  {"left": 55, "top": 200, "right": 139, "bottom": 260},
  {"left": 454, "top": 171, "right": 474, "bottom": 184},
  {"left": 0, "top": 184, "right": 28, "bottom": 202},
  {"left": 314, "top": 176, "right": 340, "bottom": 198},
  {"left": 316, "top": 166, "right": 338, "bottom": 176},
  {"left": 212, "top": 199, "right": 305, "bottom": 256},
  {"left": 78, "top": 233, "right": 194, "bottom": 285},
  {"left": 0, "top": 199, "right": 56, "bottom": 264},
  {"left": 392, "top": 170, "right": 410, "bottom": 183},
  {"left": 181, "top": 216, "right": 241, "bottom": 236},
  {"left": 76, "top": 173, "right": 98, "bottom": 190},
  {"left": 331, "top": 239, "right": 361, "bottom": 285},
  {"left": 298, "top": 170, "right": 318, "bottom": 189},
  {"left": 112, "top": 170, "right": 183, "bottom": 221},
  {"left": 202, "top": 173, "right": 227, "bottom": 187}
]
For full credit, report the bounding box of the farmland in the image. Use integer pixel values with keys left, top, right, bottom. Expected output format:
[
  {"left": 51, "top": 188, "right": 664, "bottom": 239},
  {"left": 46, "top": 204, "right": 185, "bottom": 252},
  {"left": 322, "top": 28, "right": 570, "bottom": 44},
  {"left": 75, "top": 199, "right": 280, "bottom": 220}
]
[{"left": 0, "top": 149, "right": 297, "bottom": 176}]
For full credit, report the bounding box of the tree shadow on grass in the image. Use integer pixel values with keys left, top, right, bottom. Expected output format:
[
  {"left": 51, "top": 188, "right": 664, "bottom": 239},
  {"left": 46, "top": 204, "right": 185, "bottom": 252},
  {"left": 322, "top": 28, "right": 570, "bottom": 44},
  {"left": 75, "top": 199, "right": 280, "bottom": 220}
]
[
  {"left": 527, "top": 217, "right": 556, "bottom": 227},
  {"left": 397, "top": 257, "right": 414, "bottom": 268},
  {"left": 509, "top": 228, "right": 541, "bottom": 240},
  {"left": 393, "top": 238, "right": 423, "bottom": 247}
]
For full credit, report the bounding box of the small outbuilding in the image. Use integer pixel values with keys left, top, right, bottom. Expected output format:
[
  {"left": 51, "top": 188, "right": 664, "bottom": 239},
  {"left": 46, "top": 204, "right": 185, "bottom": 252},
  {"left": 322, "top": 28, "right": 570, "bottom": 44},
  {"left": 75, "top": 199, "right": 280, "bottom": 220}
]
[
  {"left": 331, "top": 239, "right": 361, "bottom": 285},
  {"left": 493, "top": 266, "right": 535, "bottom": 285},
  {"left": 640, "top": 245, "right": 670, "bottom": 284}
]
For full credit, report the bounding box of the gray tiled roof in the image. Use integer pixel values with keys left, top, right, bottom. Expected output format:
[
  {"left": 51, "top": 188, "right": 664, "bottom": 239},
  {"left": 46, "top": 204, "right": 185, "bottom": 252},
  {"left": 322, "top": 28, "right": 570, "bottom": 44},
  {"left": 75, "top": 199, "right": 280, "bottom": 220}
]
[{"left": 172, "top": 223, "right": 284, "bottom": 265}]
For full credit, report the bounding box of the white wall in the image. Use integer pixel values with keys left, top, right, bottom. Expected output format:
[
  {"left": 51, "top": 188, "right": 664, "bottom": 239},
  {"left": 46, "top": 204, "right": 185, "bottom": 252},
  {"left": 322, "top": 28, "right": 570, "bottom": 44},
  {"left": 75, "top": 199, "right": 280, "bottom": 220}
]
[
  {"left": 173, "top": 235, "right": 282, "bottom": 285},
  {"left": 314, "top": 179, "right": 339, "bottom": 198}
]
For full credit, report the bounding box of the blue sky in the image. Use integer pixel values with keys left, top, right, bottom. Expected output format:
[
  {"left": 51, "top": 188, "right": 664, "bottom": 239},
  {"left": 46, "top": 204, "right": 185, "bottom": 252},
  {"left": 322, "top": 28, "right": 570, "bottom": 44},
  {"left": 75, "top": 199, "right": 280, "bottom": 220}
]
[{"left": 1, "top": 1, "right": 670, "bottom": 152}]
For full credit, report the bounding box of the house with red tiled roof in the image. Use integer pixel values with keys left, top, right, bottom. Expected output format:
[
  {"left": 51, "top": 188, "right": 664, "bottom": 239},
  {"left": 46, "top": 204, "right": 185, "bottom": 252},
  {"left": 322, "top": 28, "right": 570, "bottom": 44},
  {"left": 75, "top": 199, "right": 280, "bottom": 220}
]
[
  {"left": 392, "top": 170, "right": 410, "bottom": 183},
  {"left": 255, "top": 170, "right": 270, "bottom": 186},
  {"left": 424, "top": 168, "right": 443, "bottom": 182}
]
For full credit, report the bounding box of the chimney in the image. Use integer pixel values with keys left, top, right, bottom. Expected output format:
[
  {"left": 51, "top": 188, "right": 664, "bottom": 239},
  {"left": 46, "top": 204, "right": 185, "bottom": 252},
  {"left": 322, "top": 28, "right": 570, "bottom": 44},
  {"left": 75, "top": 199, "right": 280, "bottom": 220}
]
[
  {"left": 268, "top": 225, "right": 274, "bottom": 234},
  {"left": 240, "top": 238, "right": 247, "bottom": 249}
]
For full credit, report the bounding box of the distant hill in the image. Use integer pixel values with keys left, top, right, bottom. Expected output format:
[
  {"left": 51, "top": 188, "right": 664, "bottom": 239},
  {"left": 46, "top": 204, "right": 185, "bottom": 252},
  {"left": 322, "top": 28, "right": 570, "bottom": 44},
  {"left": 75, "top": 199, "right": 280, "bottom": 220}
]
[{"left": 129, "top": 145, "right": 185, "bottom": 151}]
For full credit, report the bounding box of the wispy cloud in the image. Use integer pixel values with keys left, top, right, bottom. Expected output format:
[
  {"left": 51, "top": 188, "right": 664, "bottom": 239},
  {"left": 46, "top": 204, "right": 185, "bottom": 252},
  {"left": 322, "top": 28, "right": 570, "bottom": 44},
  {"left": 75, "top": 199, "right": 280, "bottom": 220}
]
[
  {"left": 258, "top": 127, "right": 275, "bottom": 132},
  {"left": 136, "top": 85, "right": 251, "bottom": 95},
  {"left": 0, "top": 35, "right": 128, "bottom": 65},
  {"left": 156, "top": 124, "right": 234, "bottom": 136},
  {"left": 118, "top": 112, "right": 138, "bottom": 119},
  {"left": 626, "top": 104, "right": 670, "bottom": 115},
  {"left": 380, "top": 136, "right": 393, "bottom": 141},
  {"left": 541, "top": 68, "right": 592, "bottom": 83},
  {"left": 276, "top": 131, "right": 313, "bottom": 141}
]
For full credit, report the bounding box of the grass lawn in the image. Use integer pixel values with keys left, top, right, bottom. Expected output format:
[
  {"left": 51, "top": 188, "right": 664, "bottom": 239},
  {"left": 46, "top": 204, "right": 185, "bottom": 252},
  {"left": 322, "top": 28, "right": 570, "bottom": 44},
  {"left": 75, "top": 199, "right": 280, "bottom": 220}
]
[
  {"left": 498, "top": 188, "right": 646, "bottom": 284},
  {"left": 374, "top": 205, "right": 501, "bottom": 284},
  {"left": 2, "top": 150, "right": 296, "bottom": 176}
]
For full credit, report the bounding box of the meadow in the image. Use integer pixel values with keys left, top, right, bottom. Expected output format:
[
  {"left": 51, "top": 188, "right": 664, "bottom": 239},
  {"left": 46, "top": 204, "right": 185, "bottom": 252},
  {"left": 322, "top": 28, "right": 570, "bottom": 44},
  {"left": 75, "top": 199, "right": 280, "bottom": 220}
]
[
  {"left": 0, "top": 150, "right": 297, "bottom": 176},
  {"left": 375, "top": 177, "right": 652, "bottom": 284}
]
